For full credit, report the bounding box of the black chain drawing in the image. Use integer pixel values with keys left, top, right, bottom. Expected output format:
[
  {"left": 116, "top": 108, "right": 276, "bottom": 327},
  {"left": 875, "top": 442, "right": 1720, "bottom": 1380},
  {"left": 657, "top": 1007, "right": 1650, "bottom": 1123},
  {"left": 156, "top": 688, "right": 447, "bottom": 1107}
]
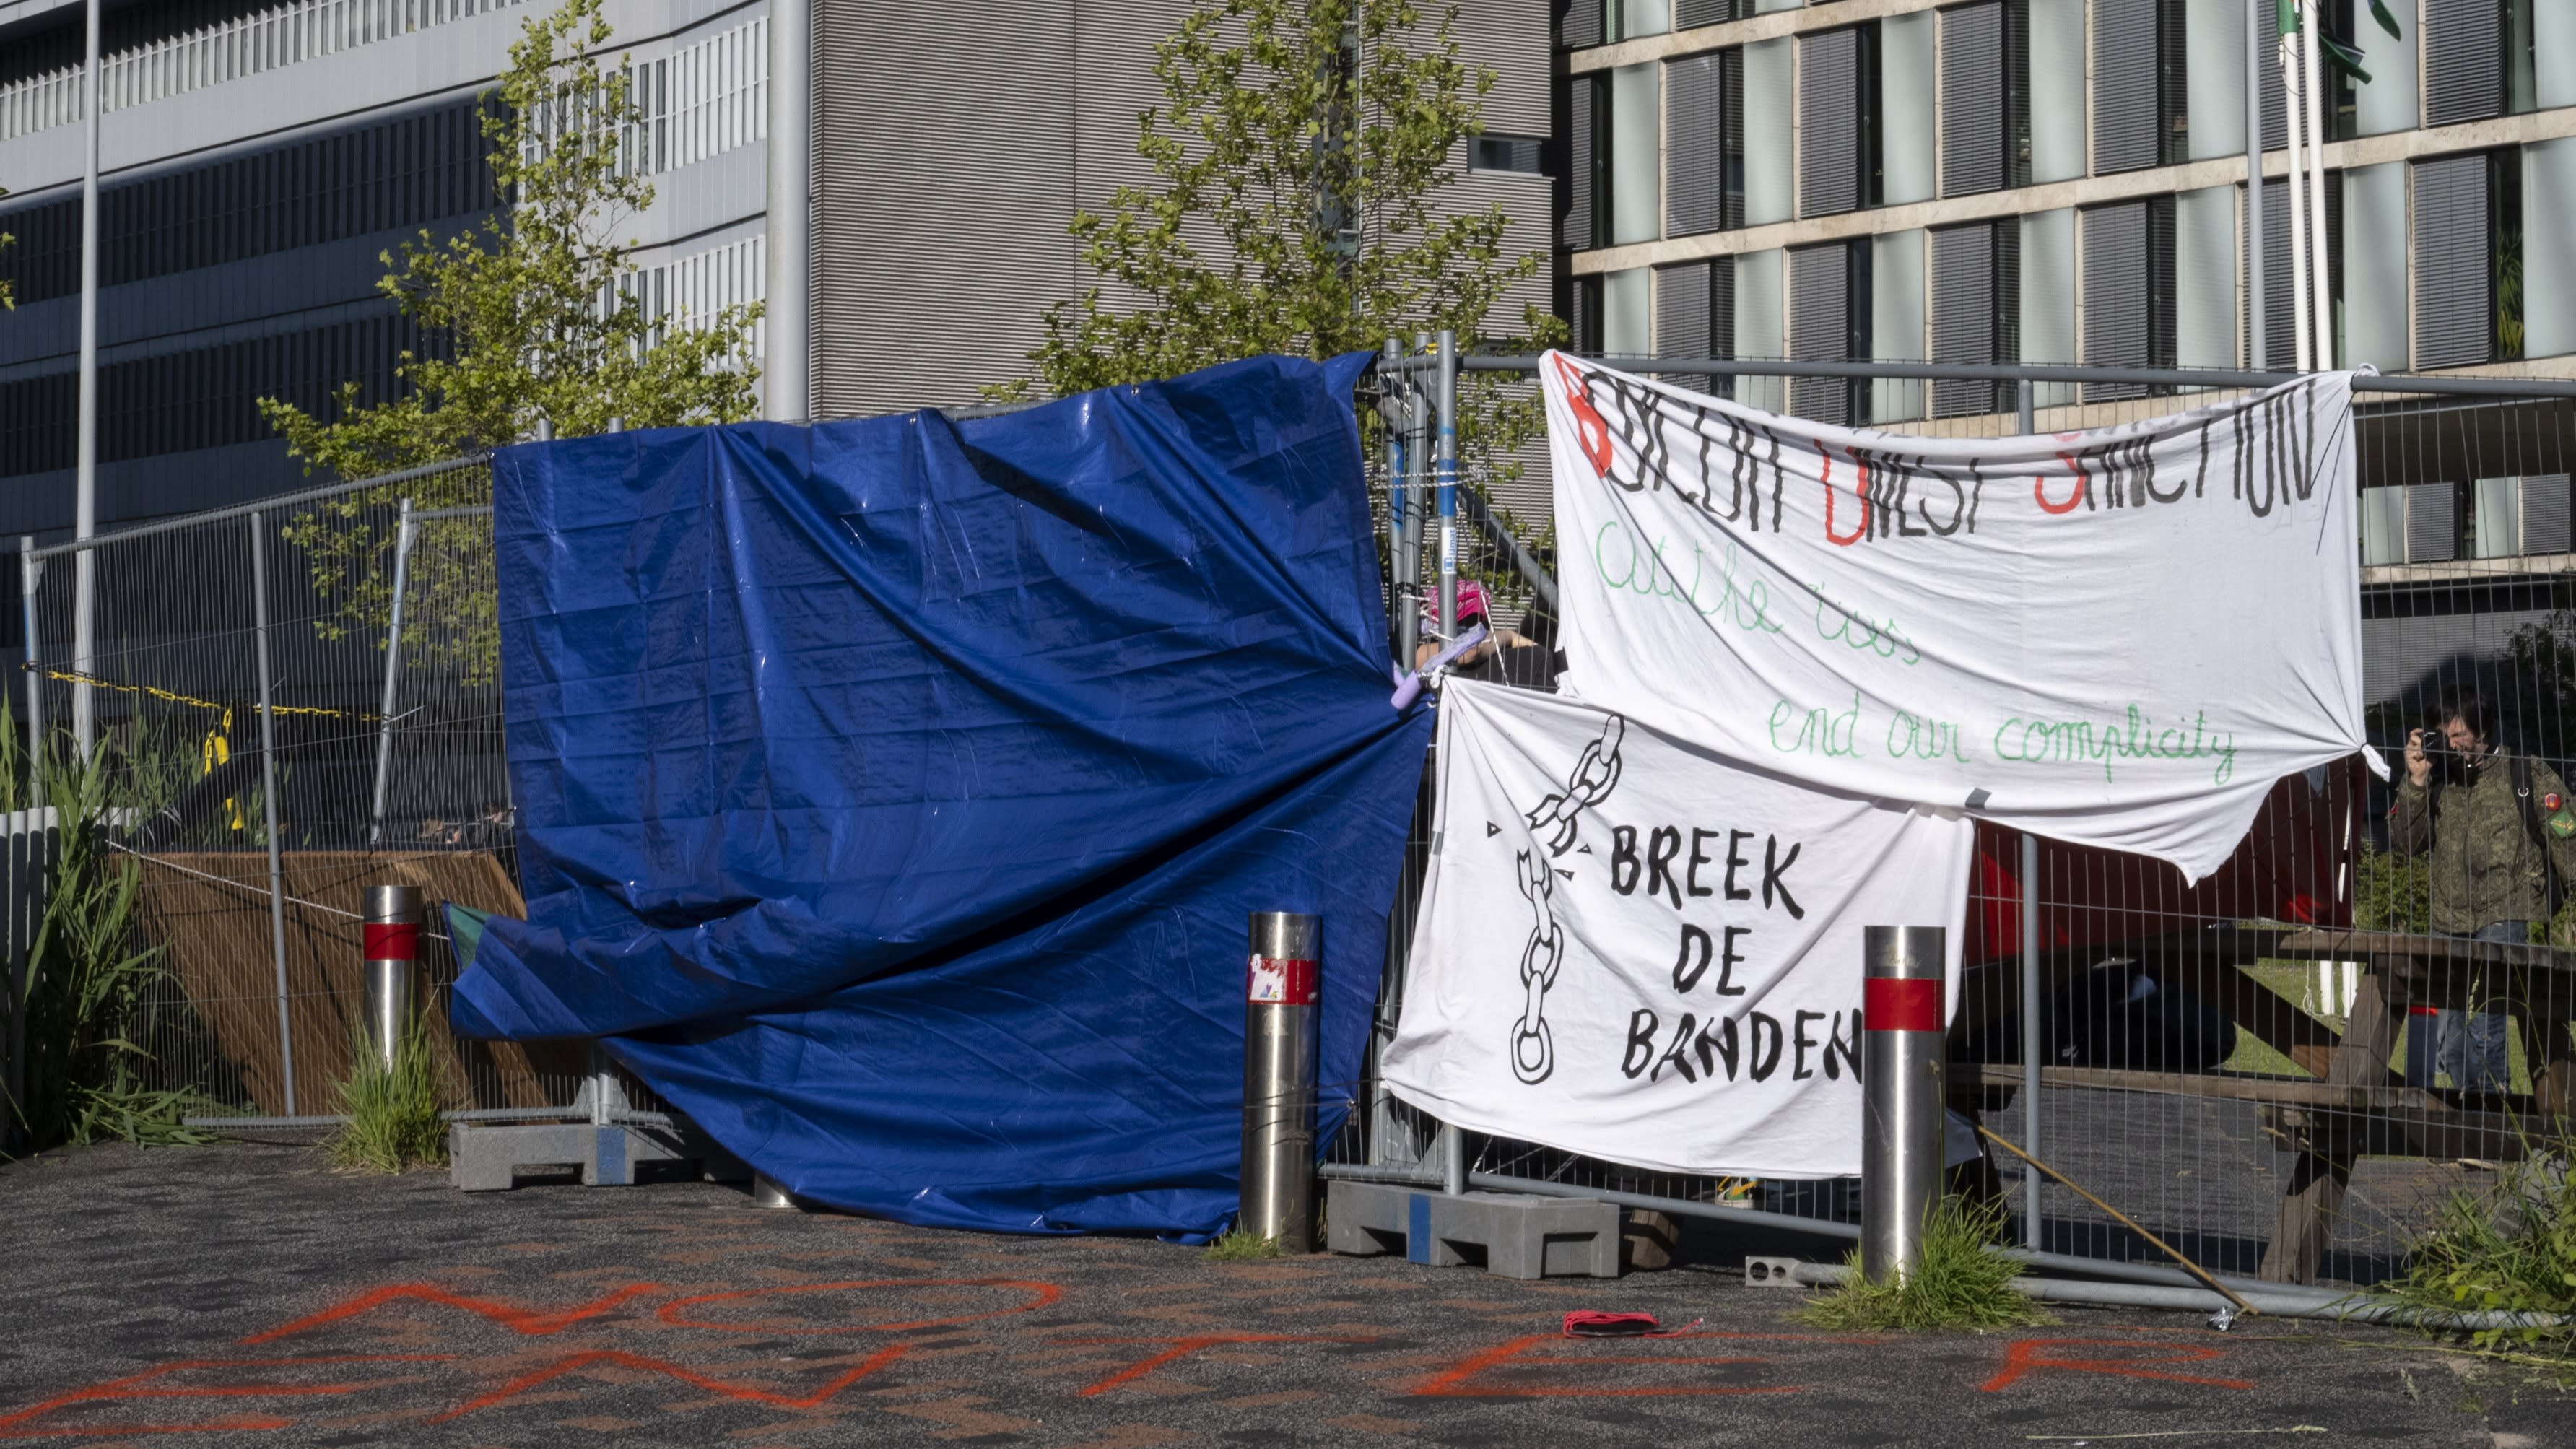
[{"left": 1507, "top": 714, "right": 1625, "bottom": 1084}]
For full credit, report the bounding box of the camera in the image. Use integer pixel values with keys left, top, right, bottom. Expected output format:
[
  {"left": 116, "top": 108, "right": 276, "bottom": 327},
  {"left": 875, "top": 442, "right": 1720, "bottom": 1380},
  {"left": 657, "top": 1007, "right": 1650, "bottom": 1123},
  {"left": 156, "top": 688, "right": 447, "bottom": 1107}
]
[{"left": 2415, "top": 725, "right": 2458, "bottom": 761}]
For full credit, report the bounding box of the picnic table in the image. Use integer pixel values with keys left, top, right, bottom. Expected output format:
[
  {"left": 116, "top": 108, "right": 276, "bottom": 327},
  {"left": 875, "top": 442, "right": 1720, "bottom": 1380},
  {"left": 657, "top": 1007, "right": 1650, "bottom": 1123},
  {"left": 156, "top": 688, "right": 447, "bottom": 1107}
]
[{"left": 1958, "top": 924, "right": 2575, "bottom": 1286}]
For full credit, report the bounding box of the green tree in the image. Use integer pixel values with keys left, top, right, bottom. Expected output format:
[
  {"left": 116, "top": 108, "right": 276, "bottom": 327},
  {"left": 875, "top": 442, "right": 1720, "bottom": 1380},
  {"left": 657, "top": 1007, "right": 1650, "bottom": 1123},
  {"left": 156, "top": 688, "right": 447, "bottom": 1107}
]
[
  {"left": 260, "top": 0, "right": 761, "bottom": 680},
  {"left": 1003, "top": 0, "right": 1560, "bottom": 488},
  {"left": 2, "top": 183, "right": 14, "bottom": 311}
]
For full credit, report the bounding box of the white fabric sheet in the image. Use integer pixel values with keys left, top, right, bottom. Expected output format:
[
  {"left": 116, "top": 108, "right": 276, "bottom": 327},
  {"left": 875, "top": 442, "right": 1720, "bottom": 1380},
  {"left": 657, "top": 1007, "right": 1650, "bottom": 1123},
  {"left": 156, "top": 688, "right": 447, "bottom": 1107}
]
[
  {"left": 1378, "top": 680, "right": 1976, "bottom": 1180},
  {"left": 1539, "top": 352, "right": 2379, "bottom": 882}
]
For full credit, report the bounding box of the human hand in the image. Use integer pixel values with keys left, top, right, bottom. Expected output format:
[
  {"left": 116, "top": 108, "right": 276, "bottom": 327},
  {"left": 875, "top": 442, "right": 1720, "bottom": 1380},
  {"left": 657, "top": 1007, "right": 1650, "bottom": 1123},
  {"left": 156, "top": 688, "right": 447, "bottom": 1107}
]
[{"left": 2406, "top": 728, "right": 2431, "bottom": 786}]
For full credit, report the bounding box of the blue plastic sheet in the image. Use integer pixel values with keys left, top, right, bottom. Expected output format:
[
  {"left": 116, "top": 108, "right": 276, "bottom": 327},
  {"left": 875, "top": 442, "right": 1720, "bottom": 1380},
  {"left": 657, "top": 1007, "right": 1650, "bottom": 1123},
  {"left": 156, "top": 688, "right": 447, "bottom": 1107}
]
[{"left": 449, "top": 352, "right": 1430, "bottom": 1236}]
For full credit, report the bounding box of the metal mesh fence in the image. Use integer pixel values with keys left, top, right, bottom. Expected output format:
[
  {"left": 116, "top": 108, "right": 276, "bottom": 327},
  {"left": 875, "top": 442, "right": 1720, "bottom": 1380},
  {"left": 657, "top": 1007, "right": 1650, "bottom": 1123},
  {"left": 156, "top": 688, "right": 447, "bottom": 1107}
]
[
  {"left": 11, "top": 357, "right": 2568, "bottom": 1284},
  {"left": 1348, "top": 352, "right": 2576, "bottom": 1289},
  {"left": 16, "top": 458, "right": 634, "bottom": 1128}
]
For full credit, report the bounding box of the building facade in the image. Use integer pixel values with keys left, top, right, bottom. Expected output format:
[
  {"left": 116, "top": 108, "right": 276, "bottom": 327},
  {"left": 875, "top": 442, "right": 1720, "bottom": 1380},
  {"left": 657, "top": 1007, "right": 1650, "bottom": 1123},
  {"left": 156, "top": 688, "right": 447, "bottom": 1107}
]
[
  {"left": 0, "top": 0, "right": 1552, "bottom": 539},
  {"left": 1561, "top": 0, "right": 2576, "bottom": 413}
]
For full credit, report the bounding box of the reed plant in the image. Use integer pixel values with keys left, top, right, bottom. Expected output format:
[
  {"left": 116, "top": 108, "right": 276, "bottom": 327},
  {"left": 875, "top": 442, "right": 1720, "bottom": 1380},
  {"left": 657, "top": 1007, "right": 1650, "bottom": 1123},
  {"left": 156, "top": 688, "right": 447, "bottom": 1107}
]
[
  {"left": 324, "top": 1011, "right": 451, "bottom": 1172},
  {"left": 2377, "top": 1144, "right": 2575, "bottom": 1354}
]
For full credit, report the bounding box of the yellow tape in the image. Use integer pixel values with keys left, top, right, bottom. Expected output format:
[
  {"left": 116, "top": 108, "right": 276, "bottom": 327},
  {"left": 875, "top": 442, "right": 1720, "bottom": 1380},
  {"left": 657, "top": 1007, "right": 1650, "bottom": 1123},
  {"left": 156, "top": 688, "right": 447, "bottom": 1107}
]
[{"left": 18, "top": 664, "right": 378, "bottom": 721}]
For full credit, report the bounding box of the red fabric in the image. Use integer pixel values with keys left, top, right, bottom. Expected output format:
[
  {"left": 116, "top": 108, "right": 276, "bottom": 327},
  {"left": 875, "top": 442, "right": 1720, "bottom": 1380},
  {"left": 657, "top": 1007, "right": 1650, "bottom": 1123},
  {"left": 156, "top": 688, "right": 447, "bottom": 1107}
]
[{"left": 1863, "top": 977, "right": 1942, "bottom": 1032}]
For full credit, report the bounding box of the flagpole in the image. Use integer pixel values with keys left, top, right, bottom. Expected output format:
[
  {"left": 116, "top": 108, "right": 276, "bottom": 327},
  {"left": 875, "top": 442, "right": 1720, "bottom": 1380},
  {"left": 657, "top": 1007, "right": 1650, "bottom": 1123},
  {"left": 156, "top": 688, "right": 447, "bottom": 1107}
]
[
  {"left": 2299, "top": 0, "right": 2335, "bottom": 370},
  {"left": 2280, "top": 4, "right": 2312, "bottom": 372}
]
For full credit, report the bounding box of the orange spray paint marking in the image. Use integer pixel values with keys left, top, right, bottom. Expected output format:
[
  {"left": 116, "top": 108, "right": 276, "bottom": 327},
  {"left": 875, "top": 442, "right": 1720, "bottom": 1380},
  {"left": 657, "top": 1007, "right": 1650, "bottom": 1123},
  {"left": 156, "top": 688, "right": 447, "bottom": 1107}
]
[
  {"left": 1980, "top": 1337, "right": 2254, "bottom": 1393},
  {"left": 241, "top": 1282, "right": 662, "bottom": 1344},
  {"left": 1411, "top": 1335, "right": 1803, "bottom": 1399},
  {"left": 0, "top": 1354, "right": 448, "bottom": 1439},
  {"left": 423, "top": 1344, "right": 907, "bottom": 1424},
  {"left": 1066, "top": 1335, "right": 1373, "bottom": 1397},
  {"left": 656, "top": 1278, "right": 1062, "bottom": 1335}
]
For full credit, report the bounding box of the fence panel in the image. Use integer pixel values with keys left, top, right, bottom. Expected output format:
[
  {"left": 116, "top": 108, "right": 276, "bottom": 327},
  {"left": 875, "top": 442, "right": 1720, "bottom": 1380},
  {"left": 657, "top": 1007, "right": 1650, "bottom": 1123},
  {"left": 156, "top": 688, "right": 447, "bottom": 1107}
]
[{"left": 1346, "top": 355, "right": 2576, "bottom": 1289}]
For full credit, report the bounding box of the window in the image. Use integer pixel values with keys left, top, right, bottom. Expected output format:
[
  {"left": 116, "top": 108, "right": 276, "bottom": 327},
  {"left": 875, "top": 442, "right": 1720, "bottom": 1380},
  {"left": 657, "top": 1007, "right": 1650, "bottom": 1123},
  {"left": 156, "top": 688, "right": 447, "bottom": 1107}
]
[
  {"left": 2079, "top": 196, "right": 2175, "bottom": 400},
  {"left": 1930, "top": 220, "right": 2021, "bottom": 418},
  {"left": 1785, "top": 239, "right": 1871, "bottom": 424},
  {"left": 1563, "top": 75, "right": 1609, "bottom": 251},
  {"left": 2093, "top": 0, "right": 2188, "bottom": 174},
  {"left": 1938, "top": 0, "right": 2028, "bottom": 198},
  {"left": 2494, "top": 147, "right": 2525, "bottom": 361},
  {"left": 1798, "top": 25, "right": 1868, "bottom": 217},
  {"left": 1665, "top": 49, "right": 1744, "bottom": 236},
  {"left": 1471, "top": 135, "right": 1546, "bottom": 175}
]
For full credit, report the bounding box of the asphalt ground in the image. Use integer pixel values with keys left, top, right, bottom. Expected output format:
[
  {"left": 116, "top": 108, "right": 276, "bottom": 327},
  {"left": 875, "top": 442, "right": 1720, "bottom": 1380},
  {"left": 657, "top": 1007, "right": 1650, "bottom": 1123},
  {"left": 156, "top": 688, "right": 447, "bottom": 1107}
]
[{"left": 4, "top": 1142, "right": 2570, "bottom": 1447}]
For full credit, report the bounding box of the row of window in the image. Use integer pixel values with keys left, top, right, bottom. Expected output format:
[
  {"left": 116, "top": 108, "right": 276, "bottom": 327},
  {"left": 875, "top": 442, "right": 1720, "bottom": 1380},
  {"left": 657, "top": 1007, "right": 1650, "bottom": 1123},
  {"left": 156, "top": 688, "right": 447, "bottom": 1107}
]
[
  {"left": 1568, "top": 0, "right": 2575, "bottom": 251},
  {"left": 2362, "top": 476, "right": 2573, "bottom": 565},
  {"left": 1572, "top": 142, "right": 2564, "bottom": 425},
  {"left": 0, "top": 311, "right": 431, "bottom": 477},
  {"left": 0, "top": 0, "right": 536, "bottom": 143},
  {"left": 0, "top": 99, "right": 494, "bottom": 307}
]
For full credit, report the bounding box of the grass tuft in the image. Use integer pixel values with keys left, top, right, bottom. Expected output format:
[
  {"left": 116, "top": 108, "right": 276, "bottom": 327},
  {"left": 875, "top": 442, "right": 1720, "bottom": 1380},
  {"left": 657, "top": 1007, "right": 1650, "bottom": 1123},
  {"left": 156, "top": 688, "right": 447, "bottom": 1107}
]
[
  {"left": 2377, "top": 1144, "right": 2576, "bottom": 1353},
  {"left": 1204, "top": 1229, "right": 1287, "bottom": 1261},
  {"left": 324, "top": 1015, "right": 450, "bottom": 1172},
  {"left": 1794, "top": 1196, "right": 2053, "bottom": 1333}
]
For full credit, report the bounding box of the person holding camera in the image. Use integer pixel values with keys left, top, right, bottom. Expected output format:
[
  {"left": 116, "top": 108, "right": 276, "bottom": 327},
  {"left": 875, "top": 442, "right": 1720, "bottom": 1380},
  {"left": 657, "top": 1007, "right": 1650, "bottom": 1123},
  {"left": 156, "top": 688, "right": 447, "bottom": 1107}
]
[{"left": 2390, "top": 689, "right": 2576, "bottom": 1096}]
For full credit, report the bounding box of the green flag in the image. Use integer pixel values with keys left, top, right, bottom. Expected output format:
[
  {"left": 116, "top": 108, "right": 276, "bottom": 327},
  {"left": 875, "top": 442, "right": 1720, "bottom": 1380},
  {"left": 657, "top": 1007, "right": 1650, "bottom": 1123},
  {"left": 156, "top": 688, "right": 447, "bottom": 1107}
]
[
  {"left": 2277, "top": 0, "right": 2299, "bottom": 35},
  {"left": 2367, "top": 0, "right": 2402, "bottom": 40}
]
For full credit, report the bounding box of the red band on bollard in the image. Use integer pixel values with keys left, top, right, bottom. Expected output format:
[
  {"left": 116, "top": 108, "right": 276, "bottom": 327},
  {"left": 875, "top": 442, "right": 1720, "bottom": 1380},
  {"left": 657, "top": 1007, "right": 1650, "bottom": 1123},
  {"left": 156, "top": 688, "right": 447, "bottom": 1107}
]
[
  {"left": 1247, "top": 955, "right": 1319, "bottom": 1006},
  {"left": 365, "top": 922, "right": 419, "bottom": 963},
  {"left": 2408, "top": 1004, "right": 2439, "bottom": 1017},
  {"left": 1862, "top": 977, "right": 1941, "bottom": 1032}
]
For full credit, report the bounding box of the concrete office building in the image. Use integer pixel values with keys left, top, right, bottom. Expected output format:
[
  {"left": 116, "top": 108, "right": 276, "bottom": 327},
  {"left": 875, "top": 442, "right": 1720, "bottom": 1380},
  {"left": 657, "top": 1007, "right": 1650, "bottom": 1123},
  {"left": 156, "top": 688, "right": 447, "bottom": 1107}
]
[{"left": 0, "top": 0, "right": 1552, "bottom": 538}]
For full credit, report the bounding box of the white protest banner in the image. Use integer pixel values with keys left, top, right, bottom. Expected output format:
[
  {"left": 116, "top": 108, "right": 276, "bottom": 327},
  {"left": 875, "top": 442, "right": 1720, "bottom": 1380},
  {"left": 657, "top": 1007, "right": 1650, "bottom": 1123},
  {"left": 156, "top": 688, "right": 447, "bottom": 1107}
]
[
  {"left": 1540, "top": 353, "right": 2380, "bottom": 882},
  {"left": 1378, "top": 679, "right": 1975, "bottom": 1179}
]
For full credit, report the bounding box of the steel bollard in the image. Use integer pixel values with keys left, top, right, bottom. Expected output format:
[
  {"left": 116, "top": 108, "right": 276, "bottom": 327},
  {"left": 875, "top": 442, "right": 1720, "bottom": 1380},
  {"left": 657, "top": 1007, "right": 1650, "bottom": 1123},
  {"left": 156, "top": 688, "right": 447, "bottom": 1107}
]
[
  {"left": 1861, "top": 925, "right": 1946, "bottom": 1283},
  {"left": 1240, "top": 911, "right": 1321, "bottom": 1250},
  {"left": 752, "top": 1174, "right": 799, "bottom": 1210},
  {"left": 362, "top": 884, "right": 422, "bottom": 1073}
]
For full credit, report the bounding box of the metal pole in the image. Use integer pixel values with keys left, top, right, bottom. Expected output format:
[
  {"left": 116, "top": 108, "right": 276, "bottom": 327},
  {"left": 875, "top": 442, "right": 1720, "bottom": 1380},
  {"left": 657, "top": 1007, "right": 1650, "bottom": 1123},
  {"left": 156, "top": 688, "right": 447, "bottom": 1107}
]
[
  {"left": 1383, "top": 337, "right": 1416, "bottom": 669},
  {"left": 1241, "top": 910, "right": 1321, "bottom": 1248},
  {"left": 250, "top": 512, "right": 297, "bottom": 1117},
  {"left": 1440, "top": 1118, "right": 1466, "bottom": 1195},
  {"left": 1861, "top": 924, "right": 1946, "bottom": 1282},
  {"left": 1434, "top": 330, "right": 1459, "bottom": 643},
  {"left": 1407, "top": 333, "right": 1432, "bottom": 656},
  {"left": 367, "top": 500, "right": 417, "bottom": 848},
  {"left": 2280, "top": 12, "right": 2312, "bottom": 371},
  {"left": 361, "top": 884, "right": 420, "bottom": 1074},
  {"left": 2298, "top": 0, "right": 2333, "bottom": 370},
  {"left": 2245, "top": 0, "right": 2268, "bottom": 371},
  {"left": 2019, "top": 832, "right": 2042, "bottom": 1250},
  {"left": 2014, "top": 378, "right": 2035, "bottom": 435},
  {"left": 762, "top": 0, "right": 810, "bottom": 424},
  {"left": 19, "top": 537, "right": 41, "bottom": 793},
  {"left": 71, "top": 0, "right": 100, "bottom": 757}
]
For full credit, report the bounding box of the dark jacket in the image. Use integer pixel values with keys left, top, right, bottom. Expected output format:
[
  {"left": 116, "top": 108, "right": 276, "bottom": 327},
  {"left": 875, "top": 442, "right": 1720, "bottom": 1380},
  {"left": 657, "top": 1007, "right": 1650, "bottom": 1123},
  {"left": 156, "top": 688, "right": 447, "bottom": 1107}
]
[{"left": 2390, "top": 747, "right": 2576, "bottom": 935}]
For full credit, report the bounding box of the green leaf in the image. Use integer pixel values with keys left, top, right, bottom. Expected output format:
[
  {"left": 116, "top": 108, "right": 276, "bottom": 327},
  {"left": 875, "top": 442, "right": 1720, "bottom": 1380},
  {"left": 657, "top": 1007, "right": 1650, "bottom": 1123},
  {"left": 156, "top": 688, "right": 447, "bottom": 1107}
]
[{"left": 2367, "top": 0, "right": 2401, "bottom": 40}]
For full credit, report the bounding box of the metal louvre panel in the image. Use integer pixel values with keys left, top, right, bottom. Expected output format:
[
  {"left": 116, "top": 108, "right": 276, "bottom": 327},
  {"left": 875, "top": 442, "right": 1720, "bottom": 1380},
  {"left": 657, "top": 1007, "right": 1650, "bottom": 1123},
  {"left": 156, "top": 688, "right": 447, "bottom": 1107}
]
[
  {"left": 1565, "top": 0, "right": 1604, "bottom": 48},
  {"left": 1655, "top": 261, "right": 1713, "bottom": 386},
  {"left": 814, "top": 0, "right": 1164, "bottom": 416},
  {"left": 1798, "top": 27, "right": 1859, "bottom": 218},
  {"left": 1709, "top": 259, "right": 1738, "bottom": 399},
  {"left": 2414, "top": 153, "right": 2494, "bottom": 368},
  {"left": 2424, "top": 0, "right": 2502, "bottom": 127},
  {"left": 2081, "top": 201, "right": 2150, "bottom": 400},
  {"left": 2092, "top": 0, "right": 2160, "bottom": 175},
  {"left": 1930, "top": 222, "right": 1996, "bottom": 417},
  {"left": 2247, "top": 176, "right": 2299, "bottom": 370},
  {"left": 1939, "top": 0, "right": 2003, "bottom": 197},
  {"left": 1450, "top": 0, "right": 1551, "bottom": 136},
  {"left": 1787, "top": 241, "right": 1851, "bottom": 422},
  {"left": 1667, "top": 53, "right": 1727, "bottom": 236},
  {"left": 2525, "top": 474, "right": 2573, "bottom": 556},
  {"left": 1722, "top": 48, "right": 1746, "bottom": 228},
  {"left": 1565, "top": 77, "right": 1597, "bottom": 251},
  {"left": 1678, "top": 0, "right": 1735, "bottom": 27},
  {"left": 2256, "top": 0, "right": 2285, "bottom": 150},
  {"left": 2407, "top": 480, "right": 2456, "bottom": 563}
]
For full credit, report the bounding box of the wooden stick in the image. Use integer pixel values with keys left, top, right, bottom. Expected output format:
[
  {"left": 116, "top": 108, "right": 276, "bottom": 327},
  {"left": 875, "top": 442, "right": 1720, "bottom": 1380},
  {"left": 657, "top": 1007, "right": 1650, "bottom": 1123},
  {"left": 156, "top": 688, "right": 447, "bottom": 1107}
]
[{"left": 1976, "top": 1125, "right": 2256, "bottom": 1316}]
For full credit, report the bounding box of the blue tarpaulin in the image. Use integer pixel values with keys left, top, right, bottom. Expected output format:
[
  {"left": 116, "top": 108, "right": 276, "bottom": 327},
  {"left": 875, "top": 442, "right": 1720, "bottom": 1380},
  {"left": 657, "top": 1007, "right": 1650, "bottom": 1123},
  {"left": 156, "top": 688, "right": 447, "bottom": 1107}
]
[{"left": 449, "top": 352, "right": 1430, "bottom": 1236}]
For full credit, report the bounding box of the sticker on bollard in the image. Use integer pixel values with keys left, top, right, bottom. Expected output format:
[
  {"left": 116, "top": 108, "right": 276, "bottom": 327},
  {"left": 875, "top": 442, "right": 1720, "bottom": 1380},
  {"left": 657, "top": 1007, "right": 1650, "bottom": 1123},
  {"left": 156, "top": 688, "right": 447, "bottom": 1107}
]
[
  {"left": 1247, "top": 954, "right": 1318, "bottom": 1005},
  {"left": 365, "top": 921, "right": 419, "bottom": 962},
  {"left": 1862, "top": 975, "right": 1941, "bottom": 1032}
]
